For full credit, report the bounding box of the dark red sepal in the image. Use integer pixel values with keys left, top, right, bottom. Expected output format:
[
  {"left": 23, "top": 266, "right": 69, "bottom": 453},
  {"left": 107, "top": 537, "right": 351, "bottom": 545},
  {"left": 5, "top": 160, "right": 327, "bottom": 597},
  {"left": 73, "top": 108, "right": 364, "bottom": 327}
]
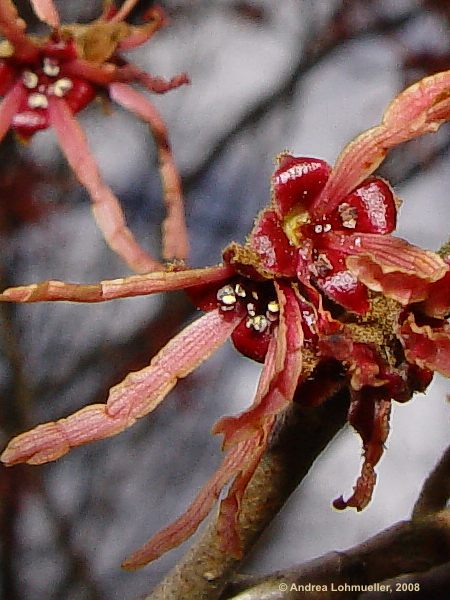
[
  {"left": 327, "top": 177, "right": 397, "bottom": 234},
  {"left": 315, "top": 263, "right": 370, "bottom": 314},
  {"left": 63, "top": 79, "right": 97, "bottom": 115},
  {"left": 12, "top": 108, "right": 49, "bottom": 137},
  {"left": 231, "top": 320, "right": 271, "bottom": 363},
  {"left": 272, "top": 155, "right": 331, "bottom": 217},
  {"left": 249, "top": 209, "right": 297, "bottom": 277},
  {"left": 42, "top": 39, "right": 78, "bottom": 61}
]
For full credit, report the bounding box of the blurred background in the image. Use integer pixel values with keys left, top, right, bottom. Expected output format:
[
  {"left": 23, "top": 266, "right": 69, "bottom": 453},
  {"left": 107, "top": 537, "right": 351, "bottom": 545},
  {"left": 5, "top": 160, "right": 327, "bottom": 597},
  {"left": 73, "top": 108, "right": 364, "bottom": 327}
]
[{"left": 0, "top": 1, "right": 449, "bottom": 598}]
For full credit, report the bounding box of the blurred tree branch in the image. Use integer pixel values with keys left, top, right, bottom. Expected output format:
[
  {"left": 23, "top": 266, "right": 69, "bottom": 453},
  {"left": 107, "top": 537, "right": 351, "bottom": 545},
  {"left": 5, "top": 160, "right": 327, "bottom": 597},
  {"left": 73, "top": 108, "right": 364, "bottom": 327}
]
[
  {"left": 183, "top": 0, "right": 422, "bottom": 191},
  {"left": 221, "top": 444, "right": 450, "bottom": 600}
]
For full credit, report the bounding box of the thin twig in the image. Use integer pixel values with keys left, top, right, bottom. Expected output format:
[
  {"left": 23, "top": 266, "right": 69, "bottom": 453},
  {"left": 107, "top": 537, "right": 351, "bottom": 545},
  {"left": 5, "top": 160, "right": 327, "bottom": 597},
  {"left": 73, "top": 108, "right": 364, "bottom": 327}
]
[
  {"left": 223, "top": 508, "right": 450, "bottom": 600},
  {"left": 360, "top": 562, "right": 450, "bottom": 599},
  {"left": 183, "top": 3, "right": 422, "bottom": 192}
]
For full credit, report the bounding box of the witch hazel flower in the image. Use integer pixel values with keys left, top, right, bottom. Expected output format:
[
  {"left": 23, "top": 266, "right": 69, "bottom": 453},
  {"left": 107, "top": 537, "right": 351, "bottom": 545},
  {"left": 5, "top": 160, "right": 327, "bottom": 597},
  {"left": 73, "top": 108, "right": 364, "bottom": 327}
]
[
  {"left": 0, "top": 0, "right": 189, "bottom": 272},
  {"left": 1, "top": 70, "right": 450, "bottom": 568}
]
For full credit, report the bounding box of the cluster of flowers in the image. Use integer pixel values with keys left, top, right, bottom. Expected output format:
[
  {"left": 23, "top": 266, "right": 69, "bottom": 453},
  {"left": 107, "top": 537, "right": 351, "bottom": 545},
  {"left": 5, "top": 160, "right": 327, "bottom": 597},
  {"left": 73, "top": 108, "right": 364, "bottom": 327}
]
[
  {"left": 0, "top": 0, "right": 189, "bottom": 271},
  {"left": 0, "top": 0, "right": 449, "bottom": 573}
]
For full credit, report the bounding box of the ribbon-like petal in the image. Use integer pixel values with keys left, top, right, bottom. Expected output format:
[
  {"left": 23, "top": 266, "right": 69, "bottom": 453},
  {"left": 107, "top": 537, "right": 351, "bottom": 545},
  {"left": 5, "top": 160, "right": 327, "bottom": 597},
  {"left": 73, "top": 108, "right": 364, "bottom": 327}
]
[
  {"left": 109, "top": 82, "right": 189, "bottom": 262},
  {"left": 312, "top": 70, "right": 450, "bottom": 216},
  {"left": 48, "top": 96, "right": 161, "bottom": 273},
  {"left": 1, "top": 310, "right": 241, "bottom": 466}
]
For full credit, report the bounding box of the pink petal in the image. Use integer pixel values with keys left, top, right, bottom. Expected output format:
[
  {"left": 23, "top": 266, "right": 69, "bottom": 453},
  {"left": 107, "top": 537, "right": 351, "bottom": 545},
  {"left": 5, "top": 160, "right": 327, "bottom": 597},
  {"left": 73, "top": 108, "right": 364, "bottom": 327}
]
[
  {"left": 63, "top": 60, "right": 119, "bottom": 86},
  {"left": 421, "top": 265, "right": 450, "bottom": 318},
  {"left": 398, "top": 313, "right": 450, "bottom": 377},
  {"left": 107, "top": 0, "right": 141, "bottom": 23},
  {"left": 109, "top": 83, "right": 189, "bottom": 262},
  {"left": 117, "top": 7, "right": 167, "bottom": 51},
  {"left": 63, "top": 60, "right": 189, "bottom": 95},
  {"left": 312, "top": 70, "right": 450, "bottom": 217},
  {"left": 0, "top": 80, "right": 26, "bottom": 143},
  {"left": 215, "top": 421, "right": 273, "bottom": 556},
  {"left": 47, "top": 97, "right": 161, "bottom": 273},
  {"left": 1, "top": 310, "right": 240, "bottom": 466},
  {"left": 0, "top": 264, "right": 233, "bottom": 303},
  {"left": 0, "top": 0, "right": 39, "bottom": 60},
  {"left": 214, "top": 282, "right": 303, "bottom": 449},
  {"left": 122, "top": 435, "right": 260, "bottom": 569},
  {"left": 327, "top": 233, "right": 448, "bottom": 304},
  {"left": 29, "top": 0, "right": 60, "bottom": 27}
]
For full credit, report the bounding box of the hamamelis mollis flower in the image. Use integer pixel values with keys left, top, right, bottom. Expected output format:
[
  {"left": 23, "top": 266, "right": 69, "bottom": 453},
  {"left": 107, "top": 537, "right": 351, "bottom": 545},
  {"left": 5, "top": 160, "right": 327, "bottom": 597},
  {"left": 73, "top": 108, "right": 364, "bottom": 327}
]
[
  {"left": 1, "top": 70, "right": 450, "bottom": 569},
  {"left": 0, "top": 0, "right": 189, "bottom": 272}
]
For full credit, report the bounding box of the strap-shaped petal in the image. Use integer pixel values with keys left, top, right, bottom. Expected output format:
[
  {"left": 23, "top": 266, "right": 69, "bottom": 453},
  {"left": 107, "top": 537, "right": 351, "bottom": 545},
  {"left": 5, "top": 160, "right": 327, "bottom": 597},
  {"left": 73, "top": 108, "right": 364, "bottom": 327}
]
[
  {"left": 213, "top": 282, "right": 303, "bottom": 449},
  {"left": 122, "top": 434, "right": 261, "bottom": 569},
  {"left": 109, "top": 82, "right": 189, "bottom": 262},
  {"left": 1, "top": 309, "right": 241, "bottom": 466},
  {"left": 312, "top": 69, "right": 450, "bottom": 216},
  {"left": 0, "top": 80, "right": 26, "bottom": 143},
  {"left": 48, "top": 96, "right": 162, "bottom": 273},
  {"left": 30, "top": 0, "right": 59, "bottom": 27},
  {"left": 0, "top": 0, "right": 39, "bottom": 60},
  {"left": 0, "top": 264, "right": 233, "bottom": 303}
]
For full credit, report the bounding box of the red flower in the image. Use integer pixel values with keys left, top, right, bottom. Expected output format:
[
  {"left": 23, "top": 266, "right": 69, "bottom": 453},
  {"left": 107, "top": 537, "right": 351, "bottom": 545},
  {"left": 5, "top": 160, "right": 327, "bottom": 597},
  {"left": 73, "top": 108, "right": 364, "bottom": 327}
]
[
  {"left": 1, "top": 69, "right": 450, "bottom": 568},
  {"left": 0, "top": 0, "right": 189, "bottom": 271}
]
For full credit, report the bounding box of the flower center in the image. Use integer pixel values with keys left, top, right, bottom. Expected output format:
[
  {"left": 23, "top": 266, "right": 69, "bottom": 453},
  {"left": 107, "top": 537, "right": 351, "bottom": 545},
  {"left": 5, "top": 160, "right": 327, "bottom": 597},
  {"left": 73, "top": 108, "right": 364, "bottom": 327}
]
[
  {"left": 22, "top": 57, "right": 74, "bottom": 110},
  {"left": 216, "top": 281, "right": 279, "bottom": 333}
]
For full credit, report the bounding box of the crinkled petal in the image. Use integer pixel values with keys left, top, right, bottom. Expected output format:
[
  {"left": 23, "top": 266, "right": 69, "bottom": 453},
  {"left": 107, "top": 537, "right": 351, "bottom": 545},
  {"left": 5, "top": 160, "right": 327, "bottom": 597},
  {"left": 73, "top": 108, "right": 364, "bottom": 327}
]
[
  {"left": 312, "top": 69, "right": 450, "bottom": 216},
  {"left": 30, "top": 0, "right": 60, "bottom": 27},
  {"left": 215, "top": 420, "right": 274, "bottom": 556},
  {"left": 214, "top": 282, "right": 303, "bottom": 448},
  {"left": 48, "top": 97, "right": 161, "bottom": 273},
  {"left": 421, "top": 266, "right": 450, "bottom": 318},
  {"left": 0, "top": 264, "right": 233, "bottom": 303},
  {"left": 1, "top": 310, "right": 240, "bottom": 466},
  {"left": 329, "top": 233, "right": 448, "bottom": 304},
  {"left": 398, "top": 313, "right": 450, "bottom": 377},
  {"left": 109, "top": 83, "right": 189, "bottom": 262},
  {"left": 116, "top": 7, "right": 167, "bottom": 51},
  {"left": 122, "top": 434, "right": 260, "bottom": 569},
  {"left": 124, "top": 325, "right": 286, "bottom": 567},
  {"left": 334, "top": 392, "right": 391, "bottom": 511}
]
